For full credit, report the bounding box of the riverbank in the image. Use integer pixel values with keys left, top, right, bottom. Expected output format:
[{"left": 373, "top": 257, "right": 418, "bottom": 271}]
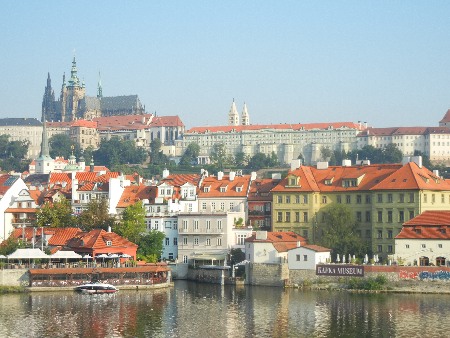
[
  {"left": 292, "top": 279, "right": 450, "bottom": 294},
  {"left": 0, "top": 286, "right": 28, "bottom": 294}
]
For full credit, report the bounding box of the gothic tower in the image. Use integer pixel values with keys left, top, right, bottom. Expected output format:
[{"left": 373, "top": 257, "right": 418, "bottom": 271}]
[
  {"left": 228, "top": 99, "right": 239, "bottom": 126},
  {"left": 241, "top": 102, "right": 250, "bottom": 126},
  {"left": 61, "top": 56, "right": 86, "bottom": 122},
  {"left": 97, "top": 72, "right": 103, "bottom": 98},
  {"left": 35, "top": 117, "right": 54, "bottom": 174},
  {"left": 41, "top": 73, "right": 56, "bottom": 122}
]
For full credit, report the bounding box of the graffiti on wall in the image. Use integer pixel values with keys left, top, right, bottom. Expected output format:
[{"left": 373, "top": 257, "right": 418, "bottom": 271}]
[{"left": 399, "top": 270, "right": 450, "bottom": 280}]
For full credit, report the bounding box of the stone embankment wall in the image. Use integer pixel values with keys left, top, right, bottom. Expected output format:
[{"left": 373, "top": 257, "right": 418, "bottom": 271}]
[
  {"left": 187, "top": 268, "right": 227, "bottom": 284},
  {"left": 246, "top": 263, "right": 289, "bottom": 287},
  {"left": 0, "top": 269, "right": 29, "bottom": 286}
]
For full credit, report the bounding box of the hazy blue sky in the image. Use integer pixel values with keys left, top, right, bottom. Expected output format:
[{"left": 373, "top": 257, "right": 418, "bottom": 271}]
[{"left": 1, "top": 1, "right": 450, "bottom": 129}]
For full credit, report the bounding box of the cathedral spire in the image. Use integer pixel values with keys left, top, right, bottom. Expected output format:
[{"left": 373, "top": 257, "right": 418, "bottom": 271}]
[
  {"left": 68, "top": 56, "right": 80, "bottom": 87},
  {"left": 40, "top": 119, "right": 50, "bottom": 158},
  {"left": 228, "top": 98, "right": 239, "bottom": 126},
  {"left": 241, "top": 102, "right": 250, "bottom": 126},
  {"left": 97, "top": 72, "right": 103, "bottom": 98}
]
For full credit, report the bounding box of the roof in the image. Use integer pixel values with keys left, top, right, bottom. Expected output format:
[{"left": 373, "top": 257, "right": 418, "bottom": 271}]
[
  {"left": 94, "top": 113, "right": 184, "bottom": 132},
  {"left": 100, "top": 95, "right": 142, "bottom": 111},
  {"left": 0, "top": 175, "right": 20, "bottom": 194},
  {"left": 0, "top": 118, "right": 42, "bottom": 127},
  {"left": 71, "top": 119, "right": 98, "bottom": 128},
  {"left": 187, "top": 122, "right": 362, "bottom": 134},
  {"left": 117, "top": 185, "right": 157, "bottom": 208},
  {"left": 248, "top": 178, "right": 279, "bottom": 201},
  {"left": 440, "top": 109, "right": 450, "bottom": 123},
  {"left": 245, "top": 231, "right": 307, "bottom": 252},
  {"left": 8, "top": 248, "right": 49, "bottom": 259},
  {"left": 198, "top": 174, "right": 251, "bottom": 198},
  {"left": 396, "top": 211, "right": 450, "bottom": 240},
  {"left": 358, "top": 126, "right": 450, "bottom": 137},
  {"left": 9, "top": 227, "right": 82, "bottom": 246},
  {"left": 300, "top": 244, "right": 332, "bottom": 252},
  {"left": 271, "top": 166, "right": 320, "bottom": 192},
  {"left": 66, "top": 229, "right": 138, "bottom": 250}
]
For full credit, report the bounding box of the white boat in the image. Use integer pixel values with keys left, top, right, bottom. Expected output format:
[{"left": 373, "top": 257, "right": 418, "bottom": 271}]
[{"left": 74, "top": 282, "right": 118, "bottom": 294}]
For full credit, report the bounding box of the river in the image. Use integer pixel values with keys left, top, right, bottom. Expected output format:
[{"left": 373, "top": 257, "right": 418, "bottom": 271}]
[{"left": 0, "top": 281, "right": 448, "bottom": 337}]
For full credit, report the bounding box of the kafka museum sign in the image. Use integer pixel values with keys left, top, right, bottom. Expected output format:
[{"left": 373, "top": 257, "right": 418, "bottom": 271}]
[{"left": 316, "top": 264, "right": 364, "bottom": 277}]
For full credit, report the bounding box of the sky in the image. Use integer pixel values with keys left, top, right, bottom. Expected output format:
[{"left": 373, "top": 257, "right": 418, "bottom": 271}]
[{"left": 2, "top": 1, "right": 450, "bottom": 129}]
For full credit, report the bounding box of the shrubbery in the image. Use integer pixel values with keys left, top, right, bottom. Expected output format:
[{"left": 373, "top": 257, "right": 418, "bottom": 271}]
[{"left": 347, "top": 275, "right": 388, "bottom": 290}]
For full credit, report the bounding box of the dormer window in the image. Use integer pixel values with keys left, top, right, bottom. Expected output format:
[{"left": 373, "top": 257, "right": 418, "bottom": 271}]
[
  {"left": 286, "top": 175, "right": 300, "bottom": 187},
  {"left": 220, "top": 185, "right": 228, "bottom": 193},
  {"left": 106, "top": 240, "right": 112, "bottom": 246},
  {"left": 236, "top": 185, "right": 243, "bottom": 193},
  {"left": 203, "top": 186, "right": 210, "bottom": 193}
]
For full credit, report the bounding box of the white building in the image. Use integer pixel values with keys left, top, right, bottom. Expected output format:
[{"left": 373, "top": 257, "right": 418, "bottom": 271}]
[
  {"left": 244, "top": 231, "right": 307, "bottom": 264},
  {"left": 287, "top": 245, "right": 331, "bottom": 270},
  {"left": 394, "top": 210, "right": 450, "bottom": 266}
]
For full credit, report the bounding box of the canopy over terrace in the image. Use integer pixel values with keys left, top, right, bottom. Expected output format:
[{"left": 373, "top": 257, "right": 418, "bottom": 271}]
[
  {"left": 7, "top": 249, "right": 50, "bottom": 260},
  {"left": 50, "top": 251, "right": 83, "bottom": 260},
  {"left": 191, "top": 252, "right": 228, "bottom": 267}
]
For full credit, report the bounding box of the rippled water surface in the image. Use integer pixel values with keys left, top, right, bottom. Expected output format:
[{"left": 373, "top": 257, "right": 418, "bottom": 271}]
[{"left": 1, "top": 281, "right": 449, "bottom": 337}]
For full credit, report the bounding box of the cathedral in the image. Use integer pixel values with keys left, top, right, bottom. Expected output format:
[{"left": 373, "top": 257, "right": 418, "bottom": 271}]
[{"left": 41, "top": 57, "right": 145, "bottom": 122}]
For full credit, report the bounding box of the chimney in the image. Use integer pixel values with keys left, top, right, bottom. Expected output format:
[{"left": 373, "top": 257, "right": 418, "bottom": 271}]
[
  {"left": 256, "top": 231, "right": 268, "bottom": 240},
  {"left": 342, "top": 159, "right": 352, "bottom": 167},
  {"left": 229, "top": 171, "right": 236, "bottom": 181},
  {"left": 217, "top": 171, "right": 224, "bottom": 180},
  {"left": 162, "top": 168, "right": 170, "bottom": 179},
  {"left": 291, "top": 159, "right": 301, "bottom": 171},
  {"left": 250, "top": 171, "right": 257, "bottom": 181},
  {"left": 107, "top": 226, "right": 111, "bottom": 233}
]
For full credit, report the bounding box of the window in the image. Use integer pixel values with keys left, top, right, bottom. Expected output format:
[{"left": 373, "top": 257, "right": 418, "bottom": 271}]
[
  {"left": 409, "top": 210, "right": 414, "bottom": 220},
  {"left": 211, "top": 202, "right": 216, "bottom": 210},
  {"left": 237, "top": 234, "right": 246, "bottom": 245},
  {"left": 220, "top": 202, "right": 225, "bottom": 210},
  {"left": 442, "top": 194, "right": 445, "bottom": 203},
  {"left": 277, "top": 196, "right": 283, "bottom": 203},
  {"left": 165, "top": 221, "right": 172, "bottom": 229},
  {"left": 377, "top": 211, "right": 383, "bottom": 222},
  {"left": 206, "top": 238, "right": 211, "bottom": 246},
  {"left": 377, "top": 194, "right": 383, "bottom": 203},
  {"left": 285, "top": 196, "right": 291, "bottom": 204},
  {"left": 206, "top": 220, "right": 211, "bottom": 230},
  {"left": 388, "top": 211, "right": 393, "bottom": 223},
  {"left": 217, "top": 238, "right": 222, "bottom": 246},
  {"left": 439, "top": 244, "right": 443, "bottom": 248},
  {"left": 173, "top": 221, "right": 178, "bottom": 230},
  {"left": 168, "top": 253, "right": 174, "bottom": 260},
  {"left": 356, "top": 212, "right": 362, "bottom": 222},
  {"left": 302, "top": 230, "right": 308, "bottom": 238},
  {"left": 346, "top": 195, "right": 351, "bottom": 204},
  {"left": 183, "top": 255, "right": 188, "bottom": 263},
  {"left": 295, "top": 212, "right": 300, "bottom": 222},
  {"left": 365, "top": 195, "right": 371, "bottom": 204},
  {"left": 194, "top": 237, "right": 199, "bottom": 245},
  {"left": 388, "top": 194, "right": 393, "bottom": 203},
  {"left": 174, "top": 238, "right": 178, "bottom": 246},
  {"left": 405, "top": 244, "right": 409, "bottom": 249},
  {"left": 388, "top": 230, "right": 393, "bottom": 239},
  {"left": 154, "top": 220, "right": 159, "bottom": 230},
  {"left": 387, "top": 245, "right": 393, "bottom": 253},
  {"left": 229, "top": 202, "right": 235, "bottom": 210},
  {"left": 432, "top": 194, "right": 435, "bottom": 203},
  {"left": 303, "top": 255, "right": 308, "bottom": 261},
  {"left": 366, "top": 230, "right": 371, "bottom": 238},
  {"left": 295, "top": 195, "right": 300, "bottom": 203},
  {"left": 194, "top": 220, "right": 199, "bottom": 230},
  {"left": 366, "top": 211, "right": 371, "bottom": 222},
  {"left": 423, "top": 194, "right": 427, "bottom": 203},
  {"left": 296, "top": 254, "right": 300, "bottom": 261},
  {"left": 106, "top": 240, "right": 112, "bottom": 246},
  {"left": 165, "top": 238, "right": 169, "bottom": 246},
  {"left": 421, "top": 244, "right": 426, "bottom": 249},
  {"left": 285, "top": 212, "right": 291, "bottom": 222},
  {"left": 356, "top": 195, "right": 362, "bottom": 204},
  {"left": 183, "top": 237, "right": 188, "bottom": 245},
  {"left": 377, "top": 230, "right": 382, "bottom": 239},
  {"left": 337, "top": 195, "right": 342, "bottom": 204},
  {"left": 399, "top": 194, "right": 404, "bottom": 203},
  {"left": 277, "top": 212, "right": 283, "bottom": 222},
  {"left": 322, "top": 196, "right": 327, "bottom": 204},
  {"left": 303, "top": 195, "right": 308, "bottom": 204},
  {"left": 399, "top": 211, "right": 404, "bottom": 222},
  {"left": 202, "top": 202, "right": 207, "bottom": 210},
  {"left": 409, "top": 193, "right": 414, "bottom": 203},
  {"left": 377, "top": 245, "right": 382, "bottom": 252},
  {"left": 303, "top": 212, "right": 308, "bottom": 222},
  {"left": 183, "top": 220, "right": 188, "bottom": 230},
  {"left": 217, "top": 220, "right": 222, "bottom": 230}
]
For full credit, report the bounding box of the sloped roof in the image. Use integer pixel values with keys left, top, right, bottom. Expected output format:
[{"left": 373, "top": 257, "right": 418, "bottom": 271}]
[
  {"left": 66, "top": 229, "right": 138, "bottom": 250},
  {"left": 100, "top": 95, "right": 141, "bottom": 111},
  {"left": 8, "top": 227, "right": 82, "bottom": 247},
  {"left": 161, "top": 173, "right": 201, "bottom": 187},
  {"left": 117, "top": 185, "right": 157, "bottom": 208},
  {"left": 271, "top": 166, "right": 320, "bottom": 192},
  {"left": 440, "top": 109, "right": 450, "bottom": 123},
  {"left": 396, "top": 211, "right": 450, "bottom": 240},
  {"left": 188, "top": 122, "right": 362, "bottom": 134},
  {"left": 198, "top": 174, "right": 251, "bottom": 198},
  {"left": 0, "top": 175, "right": 19, "bottom": 194},
  {"left": 245, "top": 231, "right": 307, "bottom": 251},
  {"left": 301, "top": 244, "right": 332, "bottom": 252},
  {"left": 71, "top": 119, "right": 98, "bottom": 128},
  {"left": 0, "top": 118, "right": 42, "bottom": 126},
  {"left": 248, "top": 178, "right": 280, "bottom": 201},
  {"left": 151, "top": 116, "right": 184, "bottom": 127}
]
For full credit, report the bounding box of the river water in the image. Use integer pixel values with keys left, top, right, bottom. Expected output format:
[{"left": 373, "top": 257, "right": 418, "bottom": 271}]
[{"left": 0, "top": 281, "right": 448, "bottom": 338}]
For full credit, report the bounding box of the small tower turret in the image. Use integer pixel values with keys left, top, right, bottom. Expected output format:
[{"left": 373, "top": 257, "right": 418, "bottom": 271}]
[
  {"left": 228, "top": 99, "right": 239, "bottom": 126},
  {"left": 241, "top": 102, "right": 250, "bottom": 126}
]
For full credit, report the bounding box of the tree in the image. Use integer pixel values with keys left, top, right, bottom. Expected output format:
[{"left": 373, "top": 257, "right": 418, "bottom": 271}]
[
  {"left": 78, "top": 199, "right": 116, "bottom": 231},
  {"left": 317, "top": 204, "right": 368, "bottom": 259},
  {"left": 320, "top": 146, "right": 332, "bottom": 161},
  {"left": 137, "top": 231, "right": 165, "bottom": 262},
  {"left": 49, "top": 134, "right": 78, "bottom": 159},
  {"left": 234, "top": 151, "right": 247, "bottom": 167},
  {"left": 35, "top": 197, "right": 76, "bottom": 228},
  {"left": 179, "top": 142, "right": 200, "bottom": 166},
  {"left": 247, "top": 153, "right": 268, "bottom": 170},
  {"left": 210, "top": 143, "right": 227, "bottom": 171},
  {"left": 94, "top": 137, "right": 147, "bottom": 168},
  {"left": 0, "top": 236, "right": 26, "bottom": 255},
  {"left": 382, "top": 144, "right": 403, "bottom": 164},
  {"left": 115, "top": 201, "right": 146, "bottom": 244}
]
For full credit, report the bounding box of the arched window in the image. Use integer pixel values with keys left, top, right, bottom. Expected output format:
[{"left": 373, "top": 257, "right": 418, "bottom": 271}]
[
  {"left": 419, "top": 256, "right": 429, "bottom": 266},
  {"left": 436, "top": 257, "right": 446, "bottom": 267}
]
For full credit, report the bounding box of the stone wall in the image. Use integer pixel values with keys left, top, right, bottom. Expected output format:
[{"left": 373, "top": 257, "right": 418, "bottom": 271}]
[
  {"left": 246, "top": 263, "right": 289, "bottom": 287},
  {"left": 0, "top": 269, "right": 29, "bottom": 286},
  {"left": 187, "top": 268, "right": 227, "bottom": 284}
]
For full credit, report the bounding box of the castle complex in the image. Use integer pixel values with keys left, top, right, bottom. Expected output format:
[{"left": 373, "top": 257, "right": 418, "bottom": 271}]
[{"left": 41, "top": 57, "right": 145, "bottom": 122}]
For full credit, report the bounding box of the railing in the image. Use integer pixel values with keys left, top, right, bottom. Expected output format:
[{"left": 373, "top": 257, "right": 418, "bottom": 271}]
[{"left": 0, "top": 261, "right": 137, "bottom": 270}]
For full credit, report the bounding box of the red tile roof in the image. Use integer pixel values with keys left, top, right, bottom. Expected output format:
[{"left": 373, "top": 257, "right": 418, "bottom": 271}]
[
  {"left": 162, "top": 174, "right": 201, "bottom": 187},
  {"left": 71, "top": 120, "right": 98, "bottom": 128},
  {"left": 301, "top": 244, "right": 331, "bottom": 252},
  {"left": 8, "top": 227, "right": 82, "bottom": 246},
  {"left": 198, "top": 175, "right": 251, "bottom": 198},
  {"left": 396, "top": 211, "right": 450, "bottom": 240},
  {"left": 271, "top": 166, "right": 320, "bottom": 192},
  {"left": 440, "top": 109, "right": 450, "bottom": 123},
  {"left": 358, "top": 126, "right": 450, "bottom": 137},
  {"left": 94, "top": 114, "right": 184, "bottom": 131},
  {"left": 117, "top": 185, "right": 157, "bottom": 208},
  {"left": 246, "top": 231, "right": 307, "bottom": 248},
  {"left": 188, "top": 122, "right": 362, "bottom": 134},
  {"left": 66, "top": 229, "right": 138, "bottom": 250}
]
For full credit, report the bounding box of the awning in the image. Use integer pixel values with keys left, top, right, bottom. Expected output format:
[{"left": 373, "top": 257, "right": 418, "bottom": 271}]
[
  {"left": 51, "top": 251, "right": 83, "bottom": 259},
  {"left": 7, "top": 248, "right": 50, "bottom": 259},
  {"left": 191, "top": 253, "right": 227, "bottom": 261}
]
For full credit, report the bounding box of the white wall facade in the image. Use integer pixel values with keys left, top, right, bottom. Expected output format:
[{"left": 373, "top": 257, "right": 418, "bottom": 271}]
[
  {"left": 394, "top": 238, "right": 450, "bottom": 266},
  {"left": 288, "top": 247, "right": 331, "bottom": 270}
]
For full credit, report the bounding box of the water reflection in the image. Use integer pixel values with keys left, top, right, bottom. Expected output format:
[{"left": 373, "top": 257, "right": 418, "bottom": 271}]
[{"left": 0, "top": 282, "right": 449, "bottom": 337}]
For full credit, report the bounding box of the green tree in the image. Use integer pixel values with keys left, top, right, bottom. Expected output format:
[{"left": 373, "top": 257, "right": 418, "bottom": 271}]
[
  {"left": 78, "top": 199, "right": 116, "bottom": 231},
  {"left": 382, "top": 144, "right": 403, "bottom": 163},
  {"left": 149, "top": 138, "right": 168, "bottom": 165},
  {"left": 317, "top": 204, "right": 368, "bottom": 259},
  {"left": 137, "top": 231, "right": 165, "bottom": 262},
  {"left": 115, "top": 201, "right": 146, "bottom": 244},
  {"left": 49, "top": 134, "right": 78, "bottom": 159},
  {"left": 94, "top": 137, "right": 147, "bottom": 168},
  {"left": 234, "top": 151, "right": 247, "bottom": 167},
  {"left": 229, "top": 248, "right": 246, "bottom": 266},
  {"left": 210, "top": 143, "right": 227, "bottom": 171},
  {"left": 0, "top": 236, "right": 26, "bottom": 255},
  {"left": 179, "top": 142, "right": 200, "bottom": 166},
  {"left": 35, "top": 197, "right": 76, "bottom": 228},
  {"left": 247, "top": 153, "right": 268, "bottom": 170},
  {"left": 320, "top": 146, "right": 332, "bottom": 161}
]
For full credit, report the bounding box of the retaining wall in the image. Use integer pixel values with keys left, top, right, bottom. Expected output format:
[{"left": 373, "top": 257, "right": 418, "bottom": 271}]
[
  {"left": 0, "top": 269, "right": 29, "bottom": 286},
  {"left": 246, "top": 263, "right": 289, "bottom": 287}
]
